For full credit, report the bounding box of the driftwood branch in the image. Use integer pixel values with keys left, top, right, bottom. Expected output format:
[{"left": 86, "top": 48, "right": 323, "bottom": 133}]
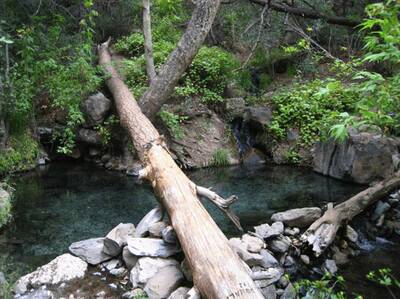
[
  {"left": 196, "top": 186, "right": 243, "bottom": 231},
  {"left": 301, "top": 173, "right": 400, "bottom": 256}
]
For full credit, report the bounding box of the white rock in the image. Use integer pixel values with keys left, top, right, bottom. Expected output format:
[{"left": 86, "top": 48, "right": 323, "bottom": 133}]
[
  {"left": 242, "top": 234, "right": 265, "bottom": 253},
  {"left": 69, "top": 238, "right": 112, "bottom": 265},
  {"left": 136, "top": 207, "right": 163, "bottom": 237},
  {"left": 127, "top": 237, "right": 181, "bottom": 258},
  {"left": 130, "top": 257, "right": 179, "bottom": 288},
  {"left": 168, "top": 286, "right": 190, "bottom": 299},
  {"left": 144, "top": 265, "right": 184, "bottom": 299},
  {"left": 15, "top": 254, "right": 87, "bottom": 295},
  {"left": 271, "top": 208, "right": 322, "bottom": 227},
  {"left": 254, "top": 222, "right": 284, "bottom": 239},
  {"left": 103, "top": 223, "right": 135, "bottom": 256}
]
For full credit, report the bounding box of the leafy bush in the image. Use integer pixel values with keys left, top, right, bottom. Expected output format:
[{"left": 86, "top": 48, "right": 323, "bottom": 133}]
[{"left": 159, "top": 110, "right": 187, "bottom": 139}]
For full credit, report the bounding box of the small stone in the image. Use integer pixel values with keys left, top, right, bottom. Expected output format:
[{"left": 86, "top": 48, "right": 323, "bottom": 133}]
[
  {"left": 300, "top": 255, "right": 310, "bottom": 265},
  {"left": 103, "top": 223, "right": 135, "bottom": 256},
  {"left": 127, "top": 237, "right": 181, "bottom": 258},
  {"left": 376, "top": 214, "right": 385, "bottom": 227},
  {"left": 284, "top": 227, "right": 300, "bottom": 236},
  {"left": 323, "top": 259, "right": 338, "bottom": 274},
  {"left": 372, "top": 201, "right": 391, "bottom": 222},
  {"left": 254, "top": 222, "right": 284, "bottom": 239},
  {"left": 19, "top": 290, "right": 55, "bottom": 299},
  {"left": 271, "top": 208, "right": 322, "bottom": 227},
  {"left": 135, "top": 207, "right": 163, "bottom": 237},
  {"left": 345, "top": 225, "right": 358, "bottom": 243},
  {"left": 186, "top": 287, "right": 201, "bottom": 299},
  {"left": 281, "top": 283, "right": 296, "bottom": 299},
  {"left": 96, "top": 291, "right": 106, "bottom": 297},
  {"left": 180, "top": 259, "right": 192, "bottom": 282},
  {"left": 149, "top": 221, "right": 168, "bottom": 238},
  {"left": 333, "top": 251, "right": 349, "bottom": 265},
  {"left": 261, "top": 284, "right": 276, "bottom": 299},
  {"left": 144, "top": 265, "right": 184, "bottom": 299},
  {"left": 167, "top": 286, "right": 190, "bottom": 299},
  {"left": 259, "top": 249, "right": 279, "bottom": 268},
  {"left": 229, "top": 238, "right": 264, "bottom": 267},
  {"left": 122, "top": 246, "right": 138, "bottom": 270},
  {"left": 268, "top": 235, "right": 291, "bottom": 254},
  {"left": 284, "top": 256, "right": 295, "bottom": 267},
  {"left": 109, "top": 267, "right": 128, "bottom": 277},
  {"left": 388, "top": 197, "right": 399, "bottom": 205},
  {"left": 102, "top": 259, "right": 121, "bottom": 271},
  {"left": 109, "top": 283, "right": 118, "bottom": 289},
  {"left": 251, "top": 267, "right": 283, "bottom": 286},
  {"left": 242, "top": 234, "right": 265, "bottom": 253},
  {"left": 162, "top": 226, "right": 178, "bottom": 244},
  {"left": 92, "top": 272, "right": 102, "bottom": 276},
  {"left": 277, "top": 276, "right": 289, "bottom": 288}
]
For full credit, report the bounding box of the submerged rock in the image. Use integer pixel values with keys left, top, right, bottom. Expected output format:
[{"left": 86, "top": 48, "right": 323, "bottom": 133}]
[
  {"left": 127, "top": 238, "right": 181, "bottom": 258},
  {"left": 144, "top": 265, "right": 184, "bottom": 299},
  {"left": 15, "top": 254, "right": 87, "bottom": 295},
  {"left": 271, "top": 207, "right": 322, "bottom": 227},
  {"left": 69, "top": 237, "right": 112, "bottom": 265}
]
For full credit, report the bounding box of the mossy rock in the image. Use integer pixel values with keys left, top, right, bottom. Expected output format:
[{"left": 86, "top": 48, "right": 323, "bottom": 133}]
[{"left": 0, "top": 187, "right": 11, "bottom": 228}]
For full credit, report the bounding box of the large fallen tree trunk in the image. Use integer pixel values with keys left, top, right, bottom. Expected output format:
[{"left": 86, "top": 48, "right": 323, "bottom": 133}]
[
  {"left": 302, "top": 172, "right": 400, "bottom": 256},
  {"left": 98, "top": 40, "right": 263, "bottom": 299}
]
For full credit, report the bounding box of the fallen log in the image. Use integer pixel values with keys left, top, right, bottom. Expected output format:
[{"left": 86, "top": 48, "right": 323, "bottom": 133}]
[
  {"left": 98, "top": 40, "right": 263, "bottom": 299},
  {"left": 301, "top": 172, "right": 400, "bottom": 256}
]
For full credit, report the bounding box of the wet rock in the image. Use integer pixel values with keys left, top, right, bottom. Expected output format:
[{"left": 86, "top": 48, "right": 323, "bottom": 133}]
[
  {"left": 144, "top": 265, "right": 184, "bottom": 299},
  {"left": 135, "top": 207, "right": 163, "bottom": 237},
  {"left": 77, "top": 128, "right": 102, "bottom": 146},
  {"left": 242, "top": 234, "right": 265, "bottom": 253},
  {"left": 122, "top": 246, "right": 138, "bottom": 270},
  {"left": 254, "top": 222, "right": 284, "bottom": 239},
  {"left": 127, "top": 237, "right": 181, "bottom": 258},
  {"left": 162, "top": 226, "right": 178, "bottom": 244},
  {"left": 69, "top": 238, "right": 112, "bottom": 265},
  {"left": 15, "top": 254, "right": 87, "bottom": 295},
  {"left": 82, "top": 92, "right": 111, "bottom": 126},
  {"left": 168, "top": 286, "right": 190, "bottom": 299},
  {"left": 260, "top": 284, "right": 276, "bottom": 299},
  {"left": 345, "top": 225, "right": 358, "bottom": 243},
  {"left": 109, "top": 267, "right": 128, "bottom": 278},
  {"left": 268, "top": 235, "right": 291, "bottom": 253},
  {"left": 130, "top": 257, "right": 179, "bottom": 288},
  {"left": 259, "top": 249, "right": 279, "bottom": 268},
  {"left": 229, "top": 238, "right": 264, "bottom": 266},
  {"left": 281, "top": 283, "right": 296, "bottom": 299},
  {"left": 323, "top": 259, "right": 338, "bottom": 275},
  {"left": 101, "top": 259, "right": 121, "bottom": 271},
  {"left": 372, "top": 201, "right": 391, "bottom": 222},
  {"left": 18, "top": 289, "right": 55, "bottom": 299},
  {"left": 180, "top": 259, "right": 192, "bottom": 282},
  {"left": 149, "top": 221, "right": 168, "bottom": 238},
  {"left": 271, "top": 207, "right": 322, "bottom": 227},
  {"left": 313, "top": 133, "right": 399, "bottom": 184},
  {"left": 103, "top": 223, "right": 135, "bottom": 256},
  {"left": 96, "top": 290, "right": 106, "bottom": 298},
  {"left": 300, "top": 255, "right": 310, "bottom": 265}
]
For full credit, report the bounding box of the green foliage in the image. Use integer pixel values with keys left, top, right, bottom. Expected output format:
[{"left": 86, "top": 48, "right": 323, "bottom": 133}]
[
  {"left": 159, "top": 110, "right": 187, "bottom": 139},
  {"left": 114, "top": 32, "right": 144, "bottom": 56},
  {"left": 0, "top": 132, "right": 39, "bottom": 176},
  {"left": 367, "top": 268, "right": 400, "bottom": 299},
  {"left": 359, "top": 1, "right": 400, "bottom": 65},
  {"left": 294, "top": 273, "right": 347, "bottom": 299},
  {"left": 95, "top": 115, "right": 120, "bottom": 145},
  {"left": 211, "top": 149, "right": 230, "bottom": 167},
  {"left": 268, "top": 79, "right": 358, "bottom": 146}
]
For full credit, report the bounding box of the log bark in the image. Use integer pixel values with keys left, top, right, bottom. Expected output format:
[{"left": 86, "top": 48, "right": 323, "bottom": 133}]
[
  {"left": 99, "top": 40, "right": 263, "bottom": 299},
  {"left": 143, "top": 0, "right": 156, "bottom": 82},
  {"left": 139, "top": 0, "right": 222, "bottom": 119},
  {"left": 249, "top": 0, "right": 360, "bottom": 27},
  {"left": 301, "top": 173, "right": 400, "bottom": 256}
]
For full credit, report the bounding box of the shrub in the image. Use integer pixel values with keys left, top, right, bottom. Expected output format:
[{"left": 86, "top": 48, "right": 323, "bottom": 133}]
[
  {"left": 159, "top": 110, "right": 187, "bottom": 139},
  {"left": 211, "top": 149, "right": 230, "bottom": 167}
]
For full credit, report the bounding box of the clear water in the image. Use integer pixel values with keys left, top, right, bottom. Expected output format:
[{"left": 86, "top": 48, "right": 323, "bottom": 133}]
[{"left": 0, "top": 161, "right": 364, "bottom": 279}]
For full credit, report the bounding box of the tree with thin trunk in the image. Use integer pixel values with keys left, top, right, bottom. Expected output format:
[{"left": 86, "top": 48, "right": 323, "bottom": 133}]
[{"left": 143, "top": 0, "right": 156, "bottom": 83}]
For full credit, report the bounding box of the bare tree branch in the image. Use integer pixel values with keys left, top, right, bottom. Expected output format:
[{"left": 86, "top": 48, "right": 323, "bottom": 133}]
[{"left": 143, "top": 0, "right": 157, "bottom": 83}]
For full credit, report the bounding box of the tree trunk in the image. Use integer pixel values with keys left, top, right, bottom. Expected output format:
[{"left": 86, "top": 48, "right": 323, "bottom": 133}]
[
  {"left": 139, "top": 0, "right": 221, "bottom": 119},
  {"left": 301, "top": 173, "right": 400, "bottom": 256},
  {"left": 98, "top": 40, "right": 263, "bottom": 299},
  {"left": 143, "top": 0, "right": 156, "bottom": 83}
]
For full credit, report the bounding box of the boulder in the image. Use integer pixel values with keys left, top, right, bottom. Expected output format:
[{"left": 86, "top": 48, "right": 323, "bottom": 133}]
[
  {"left": 69, "top": 238, "right": 112, "bottom": 265},
  {"left": 242, "top": 234, "right": 265, "bottom": 253},
  {"left": 77, "top": 128, "right": 102, "bottom": 146},
  {"left": 313, "top": 133, "right": 399, "bottom": 184},
  {"left": 144, "top": 265, "right": 184, "bottom": 299},
  {"left": 135, "top": 207, "right": 163, "bottom": 237},
  {"left": 82, "top": 92, "right": 111, "bottom": 126},
  {"left": 254, "top": 222, "right": 284, "bottom": 239},
  {"left": 271, "top": 207, "right": 322, "bottom": 227},
  {"left": 130, "top": 257, "right": 179, "bottom": 288},
  {"left": 244, "top": 106, "right": 273, "bottom": 126},
  {"left": 103, "top": 223, "right": 135, "bottom": 256},
  {"left": 127, "top": 238, "right": 181, "bottom": 258},
  {"left": 122, "top": 246, "right": 138, "bottom": 270},
  {"left": 15, "top": 254, "right": 87, "bottom": 295},
  {"left": 168, "top": 286, "right": 190, "bottom": 299}
]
